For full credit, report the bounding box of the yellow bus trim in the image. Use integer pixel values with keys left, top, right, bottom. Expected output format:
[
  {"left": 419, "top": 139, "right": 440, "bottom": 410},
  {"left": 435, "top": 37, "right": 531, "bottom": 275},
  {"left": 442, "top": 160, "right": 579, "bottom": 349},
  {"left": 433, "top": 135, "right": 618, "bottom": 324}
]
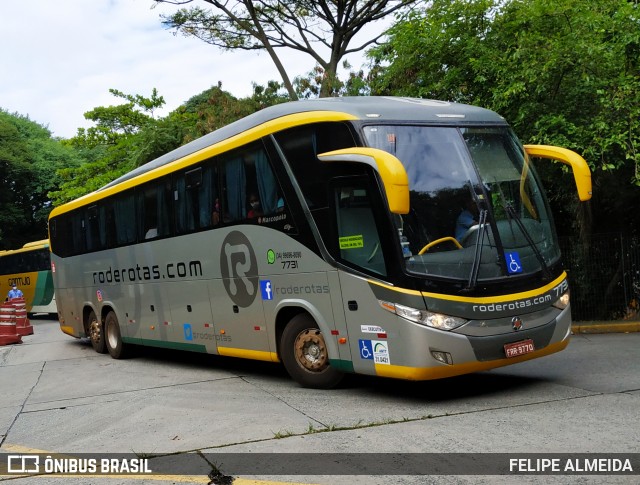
[
  {"left": 367, "top": 279, "right": 423, "bottom": 296},
  {"left": 49, "top": 111, "right": 358, "bottom": 217},
  {"left": 217, "top": 347, "right": 280, "bottom": 363},
  {"left": 368, "top": 272, "right": 567, "bottom": 304},
  {"left": 375, "top": 339, "right": 568, "bottom": 380},
  {"left": 421, "top": 272, "right": 567, "bottom": 304},
  {"left": 59, "top": 325, "right": 77, "bottom": 337}
]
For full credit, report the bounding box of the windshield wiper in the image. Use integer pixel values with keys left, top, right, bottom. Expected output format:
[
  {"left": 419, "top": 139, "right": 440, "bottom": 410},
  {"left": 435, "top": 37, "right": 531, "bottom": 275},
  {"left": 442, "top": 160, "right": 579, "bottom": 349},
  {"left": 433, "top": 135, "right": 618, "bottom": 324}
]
[{"left": 466, "top": 209, "right": 488, "bottom": 290}]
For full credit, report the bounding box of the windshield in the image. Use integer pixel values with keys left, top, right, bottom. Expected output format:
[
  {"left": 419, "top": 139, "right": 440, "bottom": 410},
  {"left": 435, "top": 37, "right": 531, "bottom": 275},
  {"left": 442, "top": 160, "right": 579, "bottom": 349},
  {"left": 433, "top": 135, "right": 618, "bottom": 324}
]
[{"left": 362, "top": 125, "right": 560, "bottom": 283}]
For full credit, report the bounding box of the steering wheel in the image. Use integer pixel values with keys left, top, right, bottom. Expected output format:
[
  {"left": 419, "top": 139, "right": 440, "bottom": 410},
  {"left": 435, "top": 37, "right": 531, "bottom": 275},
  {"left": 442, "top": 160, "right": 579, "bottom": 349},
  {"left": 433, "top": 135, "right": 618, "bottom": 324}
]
[
  {"left": 418, "top": 237, "right": 462, "bottom": 255},
  {"left": 367, "top": 242, "right": 379, "bottom": 263},
  {"left": 459, "top": 224, "right": 480, "bottom": 247}
]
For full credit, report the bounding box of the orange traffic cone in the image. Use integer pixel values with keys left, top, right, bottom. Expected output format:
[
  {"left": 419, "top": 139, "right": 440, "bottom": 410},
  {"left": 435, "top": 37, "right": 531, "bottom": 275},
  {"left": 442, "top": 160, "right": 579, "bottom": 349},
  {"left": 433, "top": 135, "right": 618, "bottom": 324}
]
[
  {"left": 0, "top": 302, "right": 22, "bottom": 345},
  {"left": 12, "top": 297, "right": 33, "bottom": 336}
]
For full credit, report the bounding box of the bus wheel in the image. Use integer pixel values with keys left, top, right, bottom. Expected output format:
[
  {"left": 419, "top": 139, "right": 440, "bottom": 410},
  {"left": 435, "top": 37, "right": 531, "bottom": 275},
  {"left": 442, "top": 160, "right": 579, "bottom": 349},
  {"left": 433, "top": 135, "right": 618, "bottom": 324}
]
[
  {"left": 88, "top": 310, "right": 106, "bottom": 354},
  {"left": 280, "top": 314, "right": 343, "bottom": 389},
  {"left": 104, "top": 311, "right": 128, "bottom": 359}
]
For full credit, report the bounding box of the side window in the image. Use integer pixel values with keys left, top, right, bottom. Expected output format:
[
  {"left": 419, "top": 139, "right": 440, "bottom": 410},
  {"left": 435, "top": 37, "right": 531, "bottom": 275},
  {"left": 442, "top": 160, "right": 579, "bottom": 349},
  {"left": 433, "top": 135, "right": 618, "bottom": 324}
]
[
  {"left": 139, "top": 179, "right": 173, "bottom": 240},
  {"left": 219, "top": 142, "right": 282, "bottom": 224},
  {"left": 50, "top": 218, "right": 68, "bottom": 257},
  {"left": 333, "top": 181, "right": 387, "bottom": 277},
  {"left": 86, "top": 205, "right": 102, "bottom": 251},
  {"left": 274, "top": 122, "right": 356, "bottom": 210},
  {"left": 175, "top": 163, "right": 217, "bottom": 234},
  {"left": 71, "top": 211, "right": 87, "bottom": 255},
  {"left": 110, "top": 191, "right": 136, "bottom": 246}
]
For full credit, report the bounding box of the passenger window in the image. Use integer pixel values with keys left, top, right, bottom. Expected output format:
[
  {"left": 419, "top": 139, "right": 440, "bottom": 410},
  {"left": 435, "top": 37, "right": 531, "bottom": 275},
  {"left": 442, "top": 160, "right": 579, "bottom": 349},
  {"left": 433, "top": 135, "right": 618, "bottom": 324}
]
[
  {"left": 111, "top": 191, "right": 136, "bottom": 245},
  {"left": 86, "top": 205, "right": 102, "bottom": 251},
  {"left": 219, "top": 143, "right": 281, "bottom": 224},
  {"left": 174, "top": 163, "right": 217, "bottom": 234},
  {"left": 138, "top": 179, "right": 172, "bottom": 240}
]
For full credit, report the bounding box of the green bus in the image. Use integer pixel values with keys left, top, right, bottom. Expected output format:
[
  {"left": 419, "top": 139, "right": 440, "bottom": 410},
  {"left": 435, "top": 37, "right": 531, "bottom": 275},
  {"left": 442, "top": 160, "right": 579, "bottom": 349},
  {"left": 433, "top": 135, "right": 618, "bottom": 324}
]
[
  {"left": 0, "top": 240, "right": 57, "bottom": 314},
  {"left": 48, "top": 97, "right": 591, "bottom": 388}
]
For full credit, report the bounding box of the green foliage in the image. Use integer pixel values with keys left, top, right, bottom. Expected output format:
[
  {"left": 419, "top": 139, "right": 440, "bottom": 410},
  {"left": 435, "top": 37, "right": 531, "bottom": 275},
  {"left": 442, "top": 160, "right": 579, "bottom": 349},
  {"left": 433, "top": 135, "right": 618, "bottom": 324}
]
[
  {"left": 370, "top": 0, "right": 640, "bottom": 185},
  {"left": 0, "top": 110, "right": 82, "bottom": 248},
  {"left": 294, "top": 61, "right": 372, "bottom": 98},
  {"left": 47, "top": 82, "right": 289, "bottom": 206},
  {"left": 182, "top": 82, "right": 289, "bottom": 140},
  {"left": 49, "top": 89, "right": 169, "bottom": 205}
]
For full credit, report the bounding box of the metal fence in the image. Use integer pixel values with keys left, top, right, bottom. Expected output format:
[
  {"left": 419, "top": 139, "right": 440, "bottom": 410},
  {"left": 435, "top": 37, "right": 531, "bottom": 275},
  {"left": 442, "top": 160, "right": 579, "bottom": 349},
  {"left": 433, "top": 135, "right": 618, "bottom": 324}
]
[{"left": 560, "top": 233, "right": 640, "bottom": 322}]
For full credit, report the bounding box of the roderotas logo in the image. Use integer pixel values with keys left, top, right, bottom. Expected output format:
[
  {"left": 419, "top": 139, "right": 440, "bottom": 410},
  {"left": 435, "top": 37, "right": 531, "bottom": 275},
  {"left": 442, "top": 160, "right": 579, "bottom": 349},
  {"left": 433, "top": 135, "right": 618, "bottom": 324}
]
[{"left": 220, "top": 231, "right": 258, "bottom": 308}]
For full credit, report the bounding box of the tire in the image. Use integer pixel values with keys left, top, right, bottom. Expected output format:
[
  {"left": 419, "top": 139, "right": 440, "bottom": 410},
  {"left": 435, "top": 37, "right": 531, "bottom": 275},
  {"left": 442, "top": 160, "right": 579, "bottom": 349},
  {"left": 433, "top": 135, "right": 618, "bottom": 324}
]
[
  {"left": 104, "top": 311, "right": 128, "bottom": 359},
  {"left": 87, "top": 310, "right": 107, "bottom": 354},
  {"left": 280, "top": 313, "right": 343, "bottom": 389}
]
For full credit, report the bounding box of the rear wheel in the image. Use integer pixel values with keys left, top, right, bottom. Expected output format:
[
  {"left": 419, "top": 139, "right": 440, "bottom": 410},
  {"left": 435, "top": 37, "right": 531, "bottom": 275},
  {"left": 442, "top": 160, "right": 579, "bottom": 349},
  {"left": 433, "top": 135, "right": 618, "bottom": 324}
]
[
  {"left": 104, "top": 311, "right": 128, "bottom": 359},
  {"left": 87, "top": 310, "right": 106, "bottom": 354},
  {"left": 280, "top": 314, "right": 343, "bottom": 389}
]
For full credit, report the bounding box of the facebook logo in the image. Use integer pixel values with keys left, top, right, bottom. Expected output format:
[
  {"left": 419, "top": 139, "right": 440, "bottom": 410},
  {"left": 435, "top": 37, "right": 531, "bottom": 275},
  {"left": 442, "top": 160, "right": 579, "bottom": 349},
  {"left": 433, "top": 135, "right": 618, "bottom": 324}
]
[{"left": 260, "top": 280, "right": 273, "bottom": 300}]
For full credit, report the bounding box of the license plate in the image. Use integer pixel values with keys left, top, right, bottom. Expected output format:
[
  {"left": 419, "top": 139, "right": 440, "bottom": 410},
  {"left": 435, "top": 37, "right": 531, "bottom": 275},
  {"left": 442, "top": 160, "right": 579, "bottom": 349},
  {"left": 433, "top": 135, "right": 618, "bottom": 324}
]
[{"left": 504, "top": 339, "right": 535, "bottom": 358}]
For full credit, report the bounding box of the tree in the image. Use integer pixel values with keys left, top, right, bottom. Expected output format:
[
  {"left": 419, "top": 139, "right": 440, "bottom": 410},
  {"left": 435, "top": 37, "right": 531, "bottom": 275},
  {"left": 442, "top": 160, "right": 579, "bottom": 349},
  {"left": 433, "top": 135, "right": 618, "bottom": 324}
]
[
  {"left": 0, "top": 110, "right": 82, "bottom": 248},
  {"left": 50, "top": 83, "right": 289, "bottom": 205},
  {"left": 50, "top": 89, "right": 168, "bottom": 205},
  {"left": 369, "top": 0, "right": 640, "bottom": 186},
  {"left": 153, "top": 0, "right": 416, "bottom": 98}
]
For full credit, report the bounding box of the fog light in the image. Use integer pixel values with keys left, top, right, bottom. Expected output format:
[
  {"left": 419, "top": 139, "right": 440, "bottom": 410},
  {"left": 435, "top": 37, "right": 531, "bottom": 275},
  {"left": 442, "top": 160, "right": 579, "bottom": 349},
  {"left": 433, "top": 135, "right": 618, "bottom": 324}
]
[{"left": 431, "top": 351, "right": 453, "bottom": 365}]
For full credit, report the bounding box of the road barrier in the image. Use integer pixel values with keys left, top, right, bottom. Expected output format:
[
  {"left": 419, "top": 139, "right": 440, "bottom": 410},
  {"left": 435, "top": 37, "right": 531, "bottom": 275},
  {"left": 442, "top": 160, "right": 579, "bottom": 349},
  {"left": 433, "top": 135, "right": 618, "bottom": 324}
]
[{"left": 0, "top": 302, "right": 22, "bottom": 345}]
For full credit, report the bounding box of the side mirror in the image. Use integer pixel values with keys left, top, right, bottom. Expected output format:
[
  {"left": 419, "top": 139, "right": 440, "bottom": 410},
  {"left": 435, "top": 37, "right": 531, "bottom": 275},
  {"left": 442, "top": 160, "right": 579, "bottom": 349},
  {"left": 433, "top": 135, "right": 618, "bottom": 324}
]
[
  {"left": 524, "top": 145, "right": 592, "bottom": 201},
  {"left": 318, "top": 147, "right": 409, "bottom": 214}
]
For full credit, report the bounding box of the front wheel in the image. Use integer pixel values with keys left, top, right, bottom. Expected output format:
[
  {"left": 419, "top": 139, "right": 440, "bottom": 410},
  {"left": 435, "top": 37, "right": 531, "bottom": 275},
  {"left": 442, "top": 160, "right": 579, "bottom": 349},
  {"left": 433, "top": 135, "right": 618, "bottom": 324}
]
[
  {"left": 280, "top": 314, "right": 343, "bottom": 389},
  {"left": 104, "top": 311, "right": 128, "bottom": 359}
]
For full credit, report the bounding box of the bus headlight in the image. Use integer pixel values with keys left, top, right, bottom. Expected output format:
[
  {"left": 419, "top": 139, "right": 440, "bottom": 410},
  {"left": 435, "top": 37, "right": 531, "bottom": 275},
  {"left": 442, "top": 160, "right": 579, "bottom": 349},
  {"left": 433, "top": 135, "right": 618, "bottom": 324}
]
[
  {"left": 553, "top": 291, "right": 570, "bottom": 310},
  {"left": 379, "top": 300, "right": 467, "bottom": 331}
]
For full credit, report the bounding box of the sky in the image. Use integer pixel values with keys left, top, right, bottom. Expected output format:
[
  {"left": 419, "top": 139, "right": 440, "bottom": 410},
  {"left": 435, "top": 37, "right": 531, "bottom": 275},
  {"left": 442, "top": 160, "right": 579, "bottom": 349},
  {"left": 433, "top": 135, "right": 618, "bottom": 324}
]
[{"left": 0, "top": 0, "right": 384, "bottom": 139}]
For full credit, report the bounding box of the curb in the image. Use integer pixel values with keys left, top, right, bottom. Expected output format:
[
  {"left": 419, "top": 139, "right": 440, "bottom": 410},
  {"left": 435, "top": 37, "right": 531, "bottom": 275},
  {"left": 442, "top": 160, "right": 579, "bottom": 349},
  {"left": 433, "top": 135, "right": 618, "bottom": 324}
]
[{"left": 572, "top": 321, "right": 640, "bottom": 334}]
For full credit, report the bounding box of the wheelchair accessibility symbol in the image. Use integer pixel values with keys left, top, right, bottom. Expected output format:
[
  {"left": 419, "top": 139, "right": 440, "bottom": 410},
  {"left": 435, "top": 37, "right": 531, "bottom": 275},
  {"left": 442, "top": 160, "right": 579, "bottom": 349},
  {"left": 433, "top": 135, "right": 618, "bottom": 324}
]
[
  {"left": 359, "top": 339, "right": 374, "bottom": 360},
  {"left": 505, "top": 251, "right": 523, "bottom": 274}
]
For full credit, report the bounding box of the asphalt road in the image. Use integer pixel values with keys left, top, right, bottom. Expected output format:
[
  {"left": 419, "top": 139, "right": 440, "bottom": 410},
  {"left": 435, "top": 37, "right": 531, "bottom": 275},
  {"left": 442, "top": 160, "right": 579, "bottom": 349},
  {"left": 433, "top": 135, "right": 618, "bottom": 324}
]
[{"left": 0, "top": 317, "right": 638, "bottom": 484}]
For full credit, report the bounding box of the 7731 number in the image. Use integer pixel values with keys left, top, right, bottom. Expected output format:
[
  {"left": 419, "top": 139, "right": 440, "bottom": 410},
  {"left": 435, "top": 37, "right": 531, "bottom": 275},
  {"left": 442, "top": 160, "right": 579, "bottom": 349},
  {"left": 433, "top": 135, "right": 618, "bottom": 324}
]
[{"left": 282, "top": 260, "right": 298, "bottom": 270}]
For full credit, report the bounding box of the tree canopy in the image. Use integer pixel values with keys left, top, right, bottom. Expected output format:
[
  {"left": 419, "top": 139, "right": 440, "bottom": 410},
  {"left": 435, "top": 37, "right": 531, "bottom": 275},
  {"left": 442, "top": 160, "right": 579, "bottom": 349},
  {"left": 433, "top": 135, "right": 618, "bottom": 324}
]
[
  {"left": 369, "top": 0, "right": 640, "bottom": 186},
  {"left": 0, "top": 110, "right": 82, "bottom": 248},
  {"left": 154, "top": 0, "right": 415, "bottom": 98}
]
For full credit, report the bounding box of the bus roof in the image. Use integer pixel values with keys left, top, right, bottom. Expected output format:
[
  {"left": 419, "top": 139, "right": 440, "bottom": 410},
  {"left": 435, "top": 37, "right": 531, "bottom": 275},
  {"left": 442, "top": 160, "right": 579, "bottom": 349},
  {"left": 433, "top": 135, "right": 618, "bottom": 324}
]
[
  {"left": 50, "top": 97, "right": 507, "bottom": 217},
  {"left": 100, "top": 97, "right": 505, "bottom": 191},
  {"left": 0, "top": 240, "right": 49, "bottom": 256}
]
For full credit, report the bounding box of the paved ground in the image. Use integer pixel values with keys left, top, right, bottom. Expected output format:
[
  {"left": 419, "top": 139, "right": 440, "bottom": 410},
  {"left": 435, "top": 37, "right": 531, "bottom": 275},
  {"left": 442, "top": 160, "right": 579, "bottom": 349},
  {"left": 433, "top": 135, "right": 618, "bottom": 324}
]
[{"left": 0, "top": 317, "right": 638, "bottom": 484}]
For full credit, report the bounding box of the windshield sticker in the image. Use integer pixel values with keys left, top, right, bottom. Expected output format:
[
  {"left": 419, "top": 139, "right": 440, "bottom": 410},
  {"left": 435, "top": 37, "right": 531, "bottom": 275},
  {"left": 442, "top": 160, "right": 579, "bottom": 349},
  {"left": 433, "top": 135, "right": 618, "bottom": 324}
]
[
  {"left": 339, "top": 235, "right": 364, "bottom": 249},
  {"left": 505, "top": 252, "right": 523, "bottom": 274}
]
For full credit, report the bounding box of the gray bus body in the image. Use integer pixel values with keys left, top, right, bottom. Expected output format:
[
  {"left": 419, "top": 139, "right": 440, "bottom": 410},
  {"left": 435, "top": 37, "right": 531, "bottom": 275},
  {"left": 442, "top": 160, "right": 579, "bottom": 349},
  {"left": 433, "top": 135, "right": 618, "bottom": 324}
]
[{"left": 49, "top": 97, "right": 582, "bottom": 388}]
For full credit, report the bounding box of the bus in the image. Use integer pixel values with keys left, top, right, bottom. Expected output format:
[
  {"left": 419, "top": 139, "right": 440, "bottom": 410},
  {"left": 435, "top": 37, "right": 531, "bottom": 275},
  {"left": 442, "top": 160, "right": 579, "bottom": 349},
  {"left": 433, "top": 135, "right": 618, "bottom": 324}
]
[
  {"left": 48, "top": 97, "right": 591, "bottom": 388},
  {"left": 0, "top": 240, "right": 57, "bottom": 314}
]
